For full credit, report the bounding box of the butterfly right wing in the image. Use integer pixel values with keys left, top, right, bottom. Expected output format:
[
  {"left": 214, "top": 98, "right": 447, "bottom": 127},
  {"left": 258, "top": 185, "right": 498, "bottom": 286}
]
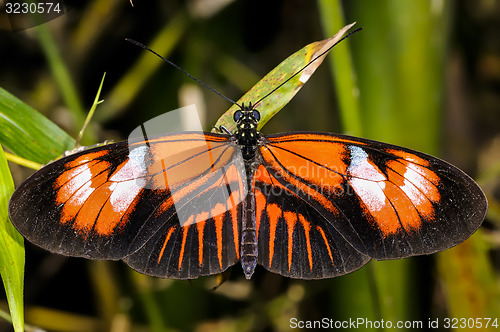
[
  {"left": 9, "top": 132, "right": 246, "bottom": 279},
  {"left": 255, "top": 131, "right": 486, "bottom": 279}
]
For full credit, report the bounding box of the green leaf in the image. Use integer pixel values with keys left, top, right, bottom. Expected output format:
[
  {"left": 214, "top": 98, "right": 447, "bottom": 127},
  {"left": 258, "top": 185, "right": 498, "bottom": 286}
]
[
  {"left": 34, "top": 24, "right": 86, "bottom": 128},
  {"left": 0, "top": 87, "right": 75, "bottom": 164},
  {"left": 0, "top": 145, "right": 24, "bottom": 332},
  {"left": 318, "top": 0, "right": 362, "bottom": 136},
  {"left": 214, "top": 23, "right": 357, "bottom": 132}
]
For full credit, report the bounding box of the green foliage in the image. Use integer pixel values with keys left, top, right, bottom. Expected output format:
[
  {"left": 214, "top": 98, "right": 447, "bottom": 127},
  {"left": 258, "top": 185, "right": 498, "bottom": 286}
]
[
  {"left": 0, "top": 145, "right": 24, "bottom": 332},
  {"left": 0, "top": 88, "right": 74, "bottom": 164}
]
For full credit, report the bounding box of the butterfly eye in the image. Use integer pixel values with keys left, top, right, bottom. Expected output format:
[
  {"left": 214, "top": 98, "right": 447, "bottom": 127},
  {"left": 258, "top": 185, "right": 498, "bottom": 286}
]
[
  {"left": 233, "top": 110, "right": 243, "bottom": 122},
  {"left": 252, "top": 110, "right": 261, "bottom": 122}
]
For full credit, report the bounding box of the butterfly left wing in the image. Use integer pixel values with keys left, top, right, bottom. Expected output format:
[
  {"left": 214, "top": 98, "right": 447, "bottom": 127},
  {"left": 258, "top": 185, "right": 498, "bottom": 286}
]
[
  {"left": 257, "top": 132, "right": 487, "bottom": 264},
  {"left": 9, "top": 132, "right": 246, "bottom": 279}
]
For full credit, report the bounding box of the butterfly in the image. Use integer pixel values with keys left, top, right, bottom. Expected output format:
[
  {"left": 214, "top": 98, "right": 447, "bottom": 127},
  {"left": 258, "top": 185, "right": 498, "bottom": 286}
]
[
  {"left": 8, "top": 100, "right": 487, "bottom": 279},
  {"left": 8, "top": 27, "right": 488, "bottom": 280}
]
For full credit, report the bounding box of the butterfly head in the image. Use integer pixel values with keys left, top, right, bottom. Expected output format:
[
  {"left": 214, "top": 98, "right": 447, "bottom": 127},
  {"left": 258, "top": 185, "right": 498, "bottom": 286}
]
[
  {"left": 233, "top": 103, "right": 261, "bottom": 161},
  {"left": 233, "top": 103, "right": 260, "bottom": 128}
]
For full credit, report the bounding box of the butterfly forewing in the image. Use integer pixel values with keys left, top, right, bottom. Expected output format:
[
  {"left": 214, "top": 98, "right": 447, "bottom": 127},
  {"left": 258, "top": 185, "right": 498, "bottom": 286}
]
[{"left": 258, "top": 132, "right": 487, "bottom": 262}]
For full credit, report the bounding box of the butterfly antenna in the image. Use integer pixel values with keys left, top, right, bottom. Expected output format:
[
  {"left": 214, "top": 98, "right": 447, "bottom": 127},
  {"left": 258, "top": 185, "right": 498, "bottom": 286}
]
[
  {"left": 125, "top": 38, "right": 241, "bottom": 107},
  {"left": 253, "top": 26, "right": 362, "bottom": 107}
]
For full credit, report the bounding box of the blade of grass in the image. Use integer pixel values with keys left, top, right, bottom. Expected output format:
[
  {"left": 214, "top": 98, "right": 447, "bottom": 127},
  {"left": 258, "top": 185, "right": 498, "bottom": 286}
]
[
  {"left": 0, "top": 145, "right": 24, "bottom": 332},
  {"left": 329, "top": 267, "right": 378, "bottom": 330},
  {"left": 71, "top": 0, "right": 125, "bottom": 61},
  {"left": 34, "top": 24, "right": 86, "bottom": 130},
  {"left": 4, "top": 153, "right": 41, "bottom": 171},
  {"left": 349, "top": 2, "right": 398, "bottom": 144},
  {"left": 76, "top": 73, "right": 106, "bottom": 147},
  {"left": 0, "top": 88, "right": 75, "bottom": 164},
  {"left": 317, "top": 0, "right": 362, "bottom": 137}
]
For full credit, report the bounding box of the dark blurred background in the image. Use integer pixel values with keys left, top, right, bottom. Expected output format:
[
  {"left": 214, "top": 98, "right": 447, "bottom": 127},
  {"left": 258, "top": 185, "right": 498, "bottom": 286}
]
[{"left": 1, "top": 0, "right": 499, "bottom": 331}]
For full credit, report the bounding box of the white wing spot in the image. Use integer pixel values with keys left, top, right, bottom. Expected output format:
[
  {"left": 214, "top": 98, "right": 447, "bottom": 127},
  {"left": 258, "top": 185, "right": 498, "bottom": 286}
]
[
  {"left": 70, "top": 165, "right": 93, "bottom": 205},
  {"left": 109, "top": 181, "right": 142, "bottom": 213},
  {"left": 348, "top": 146, "right": 387, "bottom": 212},
  {"left": 348, "top": 146, "right": 386, "bottom": 181},
  {"left": 110, "top": 146, "right": 149, "bottom": 181}
]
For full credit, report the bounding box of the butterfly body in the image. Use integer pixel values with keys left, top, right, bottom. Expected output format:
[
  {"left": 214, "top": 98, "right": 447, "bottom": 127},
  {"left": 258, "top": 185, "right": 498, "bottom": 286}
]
[{"left": 233, "top": 103, "right": 262, "bottom": 162}]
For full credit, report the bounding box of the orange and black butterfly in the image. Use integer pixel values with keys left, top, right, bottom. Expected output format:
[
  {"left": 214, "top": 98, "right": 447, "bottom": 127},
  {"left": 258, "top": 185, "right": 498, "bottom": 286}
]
[
  {"left": 8, "top": 104, "right": 488, "bottom": 279},
  {"left": 8, "top": 30, "right": 488, "bottom": 280}
]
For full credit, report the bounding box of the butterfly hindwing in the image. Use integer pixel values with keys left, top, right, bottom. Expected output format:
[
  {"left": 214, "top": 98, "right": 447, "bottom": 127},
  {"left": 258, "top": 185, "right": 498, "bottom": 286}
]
[
  {"left": 124, "top": 153, "right": 246, "bottom": 279},
  {"left": 253, "top": 164, "right": 370, "bottom": 279},
  {"left": 258, "top": 132, "right": 487, "bottom": 261},
  {"left": 123, "top": 195, "right": 242, "bottom": 279}
]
